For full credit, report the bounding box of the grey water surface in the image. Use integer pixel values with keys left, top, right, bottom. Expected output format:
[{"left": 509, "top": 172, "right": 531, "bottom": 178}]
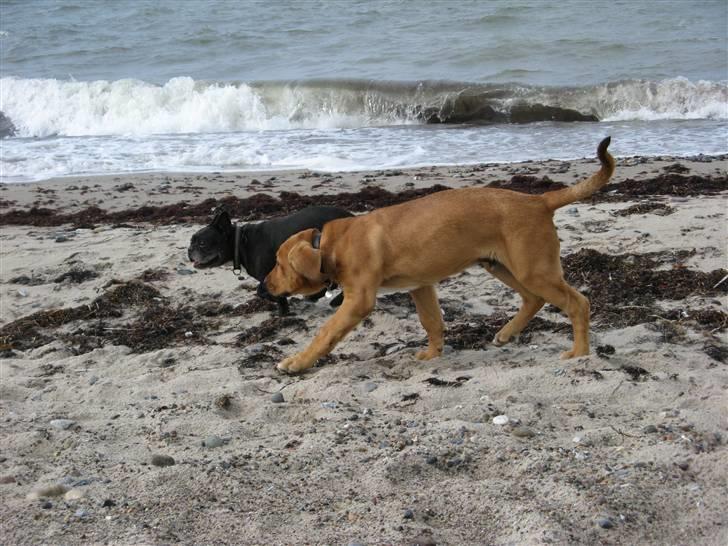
[{"left": 1, "top": 0, "right": 726, "bottom": 181}]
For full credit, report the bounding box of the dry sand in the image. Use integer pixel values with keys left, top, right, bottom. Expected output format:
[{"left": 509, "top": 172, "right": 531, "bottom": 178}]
[{"left": 0, "top": 154, "right": 726, "bottom": 545}]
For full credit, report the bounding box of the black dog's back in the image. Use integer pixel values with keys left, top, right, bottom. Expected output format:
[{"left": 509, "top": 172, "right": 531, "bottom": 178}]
[
  {"left": 267, "top": 206, "right": 353, "bottom": 248},
  {"left": 244, "top": 206, "right": 353, "bottom": 282}
]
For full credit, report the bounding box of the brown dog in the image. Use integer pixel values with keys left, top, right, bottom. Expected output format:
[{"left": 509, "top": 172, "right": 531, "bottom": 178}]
[{"left": 264, "top": 137, "right": 615, "bottom": 373}]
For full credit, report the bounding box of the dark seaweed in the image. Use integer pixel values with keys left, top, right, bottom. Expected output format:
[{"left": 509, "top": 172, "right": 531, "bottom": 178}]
[
  {"left": 3, "top": 171, "right": 722, "bottom": 228},
  {"left": 562, "top": 249, "right": 727, "bottom": 328}
]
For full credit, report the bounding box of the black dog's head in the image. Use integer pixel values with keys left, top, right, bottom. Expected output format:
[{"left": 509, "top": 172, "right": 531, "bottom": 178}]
[{"left": 188, "top": 208, "right": 235, "bottom": 269}]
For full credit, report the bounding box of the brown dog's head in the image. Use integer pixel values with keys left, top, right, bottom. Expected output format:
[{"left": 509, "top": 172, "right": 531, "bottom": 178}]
[{"left": 264, "top": 229, "right": 327, "bottom": 297}]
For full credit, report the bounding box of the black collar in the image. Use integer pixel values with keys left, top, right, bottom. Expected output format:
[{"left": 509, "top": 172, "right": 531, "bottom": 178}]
[
  {"left": 233, "top": 223, "right": 246, "bottom": 278},
  {"left": 312, "top": 229, "right": 332, "bottom": 283}
]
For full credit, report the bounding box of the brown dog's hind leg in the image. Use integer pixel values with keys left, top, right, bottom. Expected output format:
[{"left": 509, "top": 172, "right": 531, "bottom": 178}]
[
  {"left": 520, "top": 275, "right": 590, "bottom": 359},
  {"left": 277, "top": 288, "right": 376, "bottom": 373},
  {"left": 410, "top": 285, "right": 445, "bottom": 360},
  {"left": 483, "top": 262, "right": 545, "bottom": 346},
  {"left": 504, "top": 224, "right": 590, "bottom": 359}
]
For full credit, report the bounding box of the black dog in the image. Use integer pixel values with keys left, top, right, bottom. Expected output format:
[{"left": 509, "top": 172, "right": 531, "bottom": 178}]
[{"left": 188, "top": 206, "right": 352, "bottom": 315}]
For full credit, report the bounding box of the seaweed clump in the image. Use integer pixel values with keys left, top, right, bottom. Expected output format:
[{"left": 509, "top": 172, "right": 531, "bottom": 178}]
[
  {"left": 562, "top": 249, "right": 727, "bottom": 328},
  {"left": 0, "top": 281, "right": 161, "bottom": 351},
  {"left": 236, "top": 316, "right": 308, "bottom": 346},
  {"left": 53, "top": 267, "right": 99, "bottom": 284},
  {"left": 106, "top": 304, "right": 202, "bottom": 353},
  {"left": 138, "top": 268, "right": 171, "bottom": 283},
  {"left": 596, "top": 173, "right": 727, "bottom": 202},
  {"left": 614, "top": 202, "right": 674, "bottom": 217},
  {"left": 446, "top": 315, "right": 561, "bottom": 350},
  {"left": 662, "top": 308, "right": 728, "bottom": 332},
  {"left": 487, "top": 175, "right": 567, "bottom": 194},
  {"left": 196, "top": 297, "right": 278, "bottom": 317}
]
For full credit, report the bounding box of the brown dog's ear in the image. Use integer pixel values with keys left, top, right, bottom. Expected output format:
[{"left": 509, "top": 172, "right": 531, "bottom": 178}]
[{"left": 288, "top": 235, "right": 322, "bottom": 282}]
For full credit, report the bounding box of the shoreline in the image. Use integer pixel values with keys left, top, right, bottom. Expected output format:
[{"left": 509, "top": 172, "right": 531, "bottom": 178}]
[
  {"left": 2, "top": 150, "right": 727, "bottom": 187},
  {"left": 0, "top": 153, "right": 726, "bottom": 545},
  {"left": 1, "top": 153, "right": 726, "bottom": 216}
]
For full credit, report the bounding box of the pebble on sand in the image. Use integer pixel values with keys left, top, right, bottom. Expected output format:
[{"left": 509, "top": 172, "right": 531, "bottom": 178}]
[
  {"left": 271, "top": 392, "right": 285, "bottom": 404},
  {"left": 202, "top": 436, "right": 225, "bottom": 448},
  {"left": 492, "top": 415, "right": 509, "bottom": 426},
  {"left": 27, "top": 483, "right": 69, "bottom": 500},
  {"left": 597, "top": 517, "right": 615, "bottom": 529},
  {"left": 364, "top": 382, "right": 379, "bottom": 392},
  {"left": 49, "top": 419, "right": 76, "bottom": 430},
  {"left": 512, "top": 426, "right": 536, "bottom": 438},
  {"left": 409, "top": 536, "right": 437, "bottom": 546},
  {"left": 151, "top": 454, "right": 176, "bottom": 467},
  {"left": 64, "top": 488, "right": 85, "bottom": 501}
]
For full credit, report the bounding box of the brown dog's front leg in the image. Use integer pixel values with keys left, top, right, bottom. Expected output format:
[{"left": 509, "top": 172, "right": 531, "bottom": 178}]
[{"left": 277, "top": 290, "right": 376, "bottom": 373}]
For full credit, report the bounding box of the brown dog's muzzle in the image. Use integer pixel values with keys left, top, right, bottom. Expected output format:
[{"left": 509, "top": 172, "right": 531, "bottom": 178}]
[
  {"left": 265, "top": 229, "right": 327, "bottom": 297},
  {"left": 259, "top": 279, "right": 288, "bottom": 299},
  {"left": 263, "top": 270, "right": 286, "bottom": 297}
]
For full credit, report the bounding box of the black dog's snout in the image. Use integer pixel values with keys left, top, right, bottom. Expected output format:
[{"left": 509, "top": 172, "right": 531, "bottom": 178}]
[{"left": 257, "top": 282, "right": 272, "bottom": 299}]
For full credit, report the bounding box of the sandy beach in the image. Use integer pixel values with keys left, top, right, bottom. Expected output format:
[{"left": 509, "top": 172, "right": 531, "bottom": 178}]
[{"left": 1, "top": 154, "right": 726, "bottom": 545}]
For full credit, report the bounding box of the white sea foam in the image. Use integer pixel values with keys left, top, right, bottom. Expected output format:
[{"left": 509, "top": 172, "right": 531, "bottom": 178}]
[
  {"left": 1, "top": 119, "right": 725, "bottom": 183},
  {"left": 2, "top": 77, "right": 726, "bottom": 182},
  {"left": 0, "top": 76, "right": 409, "bottom": 138},
  {"left": 1, "top": 76, "right": 726, "bottom": 139},
  {"left": 595, "top": 78, "right": 728, "bottom": 121},
  {"left": 0, "top": 77, "right": 272, "bottom": 136}
]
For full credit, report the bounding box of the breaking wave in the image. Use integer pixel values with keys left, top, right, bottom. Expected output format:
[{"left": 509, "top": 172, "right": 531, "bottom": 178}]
[{"left": 1, "top": 76, "right": 726, "bottom": 138}]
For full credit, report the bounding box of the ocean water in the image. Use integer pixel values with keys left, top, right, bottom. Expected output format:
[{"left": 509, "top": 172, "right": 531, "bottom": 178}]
[{"left": 0, "top": 0, "right": 726, "bottom": 182}]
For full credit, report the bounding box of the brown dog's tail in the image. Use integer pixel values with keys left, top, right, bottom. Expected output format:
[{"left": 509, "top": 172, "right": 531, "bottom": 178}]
[{"left": 542, "top": 137, "right": 615, "bottom": 211}]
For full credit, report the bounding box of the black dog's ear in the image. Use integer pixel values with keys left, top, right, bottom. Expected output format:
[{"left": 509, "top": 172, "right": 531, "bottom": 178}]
[{"left": 210, "top": 208, "right": 233, "bottom": 235}]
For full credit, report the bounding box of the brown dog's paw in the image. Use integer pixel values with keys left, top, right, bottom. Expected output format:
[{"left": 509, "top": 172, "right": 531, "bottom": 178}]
[
  {"left": 415, "top": 347, "right": 442, "bottom": 360},
  {"left": 276, "top": 354, "right": 313, "bottom": 374},
  {"left": 560, "top": 348, "right": 588, "bottom": 360},
  {"left": 276, "top": 357, "right": 295, "bottom": 373},
  {"left": 492, "top": 333, "right": 511, "bottom": 347},
  {"left": 559, "top": 350, "right": 574, "bottom": 360}
]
